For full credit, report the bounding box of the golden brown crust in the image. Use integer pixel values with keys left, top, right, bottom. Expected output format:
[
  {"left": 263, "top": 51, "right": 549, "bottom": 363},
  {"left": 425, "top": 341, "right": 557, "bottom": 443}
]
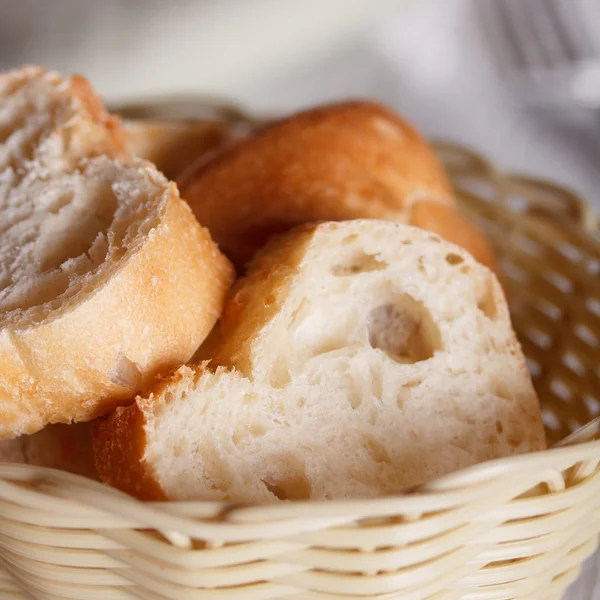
[
  {"left": 93, "top": 403, "right": 166, "bottom": 501},
  {"left": 0, "top": 67, "right": 235, "bottom": 438},
  {"left": 409, "top": 202, "right": 497, "bottom": 273},
  {"left": 213, "top": 225, "right": 318, "bottom": 374},
  {"left": 93, "top": 364, "right": 208, "bottom": 500},
  {"left": 0, "top": 184, "right": 234, "bottom": 438},
  {"left": 178, "top": 101, "right": 454, "bottom": 269},
  {"left": 67, "top": 73, "right": 129, "bottom": 161},
  {"left": 124, "top": 120, "right": 231, "bottom": 180}
]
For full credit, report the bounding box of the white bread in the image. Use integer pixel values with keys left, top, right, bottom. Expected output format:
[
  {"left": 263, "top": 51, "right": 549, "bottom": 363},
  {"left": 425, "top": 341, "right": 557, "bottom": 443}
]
[
  {"left": 124, "top": 119, "right": 231, "bottom": 180},
  {"left": 0, "top": 423, "right": 97, "bottom": 479},
  {"left": 93, "top": 220, "right": 545, "bottom": 502},
  {"left": 0, "top": 67, "right": 235, "bottom": 438},
  {"left": 178, "top": 101, "right": 496, "bottom": 272}
]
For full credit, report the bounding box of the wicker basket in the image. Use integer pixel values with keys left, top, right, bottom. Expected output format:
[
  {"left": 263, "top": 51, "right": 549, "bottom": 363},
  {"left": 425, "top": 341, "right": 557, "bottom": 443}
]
[{"left": 1, "top": 105, "right": 600, "bottom": 600}]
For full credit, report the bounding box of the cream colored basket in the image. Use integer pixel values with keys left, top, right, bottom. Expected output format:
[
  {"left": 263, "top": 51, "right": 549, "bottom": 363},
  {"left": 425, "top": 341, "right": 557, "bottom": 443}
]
[{"left": 1, "top": 103, "right": 600, "bottom": 600}]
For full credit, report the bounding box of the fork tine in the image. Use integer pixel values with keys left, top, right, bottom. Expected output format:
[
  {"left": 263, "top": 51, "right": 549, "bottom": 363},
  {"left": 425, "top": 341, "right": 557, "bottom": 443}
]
[
  {"left": 474, "top": 1, "right": 521, "bottom": 77},
  {"left": 530, "top": 0, "right": 576, "bottom": 68},
  {"left": 500, "top": 0, "right": 549, "bottom": 70},
  {"left": 518, "top": 0, "right": 556, "bottom": 70},
  {"left": 545, "top": 0, "right": 579, "bottom": 63},
  {"left": 550, "top": 0, "right": 598, "bottom": 63},
  {"left": 493, "top": 0, "right": 531, "bottom": 70}
]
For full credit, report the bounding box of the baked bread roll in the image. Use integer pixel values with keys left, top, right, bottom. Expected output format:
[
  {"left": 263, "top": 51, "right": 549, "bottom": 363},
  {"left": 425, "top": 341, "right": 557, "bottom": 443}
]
[
  {"left": 93, "top": 220, "right": 545, "bottom": 502},
  {"left": 0, "top": 423, "right": 97, "bottom": 479},
  {"left": 0, "top": 67, "right": 234, "bottom": 439},
  {"left": 124, "top": 119, "right": 231, "bottom": 180},
  {"left": 178, "top": 100, "right": 495, "bottom": 271}
]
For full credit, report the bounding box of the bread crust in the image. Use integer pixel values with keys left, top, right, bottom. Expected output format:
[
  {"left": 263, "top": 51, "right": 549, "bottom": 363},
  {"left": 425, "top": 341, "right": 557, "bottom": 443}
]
[
  {"left": 93, "top": 397, "right": 167, "bottom": 501},
  {"left": 178, "top": 101, "right": 452, "bottom": 266},
  {"left": 178, "top": 100, "right": 494, "bottom": 271},
  {"left": 124, "top": 119, "right": 231, "bottom": 180},
  {"left": 409, "top": 202, "right": 497, "bottom": 273},
  {"left": 66, "top": 73, "right": 129, "bottom": 161},
  {"left": 1, "top": 66, "right": 128, "bottom": 163},
  {"left": 0, "top": 182, "right": 234, "bottom": 438},
  {"left": 213, "top": 225, "right": 318, "bottom": 374}
]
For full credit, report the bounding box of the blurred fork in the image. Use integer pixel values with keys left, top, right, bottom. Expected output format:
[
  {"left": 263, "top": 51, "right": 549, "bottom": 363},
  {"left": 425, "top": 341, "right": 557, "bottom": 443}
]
[{"left": 480, "top": 0, "right": 600, "bottom": 109}]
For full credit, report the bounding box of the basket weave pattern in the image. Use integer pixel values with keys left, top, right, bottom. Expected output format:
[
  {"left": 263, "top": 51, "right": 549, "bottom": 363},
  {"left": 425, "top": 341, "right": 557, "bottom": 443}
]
[{"left": 1, "top": 141, "right": 600, "bottom": 600}]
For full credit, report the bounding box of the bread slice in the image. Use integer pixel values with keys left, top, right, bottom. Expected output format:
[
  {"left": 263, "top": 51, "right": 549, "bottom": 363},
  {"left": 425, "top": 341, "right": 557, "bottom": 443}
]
[
  {"left": 93, "top": 220, "right": 545, "bottom": 502},
  {"left": 0, "top": 66, "right": 128, "bottom": 171},
  {"left": 0, "top": 67, "right": 234, "bottom": 438},
  {"left": 124, "top": 119, "right": 231, "bottom": 180},
  {"left": 0, "top": 423, "right": 97, "bottom": 479},
  {"left": 178, "top": 100, "right": 495, "bottom": 271}
]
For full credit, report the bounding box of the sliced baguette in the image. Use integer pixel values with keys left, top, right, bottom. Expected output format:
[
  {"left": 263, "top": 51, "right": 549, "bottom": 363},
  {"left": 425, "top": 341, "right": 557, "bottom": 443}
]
[
  {"left": 94, "top": 220, "right": 545, "bottom": 502},
  {"left": 0, "top": 423, "right": 97, "bottom": 479},
  {"left": 178, "top": 100, "right": 495, "bottom": 271},
  {"left": 0, "top": 67, "right": 234, "bottom": 438}
]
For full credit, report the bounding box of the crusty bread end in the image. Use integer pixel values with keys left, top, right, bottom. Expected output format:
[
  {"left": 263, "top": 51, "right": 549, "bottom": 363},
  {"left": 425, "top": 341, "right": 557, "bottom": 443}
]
[{"left": 0, "top": 67, "right": 235, "bottom": 438}]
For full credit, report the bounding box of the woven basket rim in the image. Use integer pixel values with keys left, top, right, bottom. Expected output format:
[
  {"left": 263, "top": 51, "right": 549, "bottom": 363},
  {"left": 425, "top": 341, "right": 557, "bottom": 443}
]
[{"left": 2, "top": 418, "right": 599, "bottom": 520}]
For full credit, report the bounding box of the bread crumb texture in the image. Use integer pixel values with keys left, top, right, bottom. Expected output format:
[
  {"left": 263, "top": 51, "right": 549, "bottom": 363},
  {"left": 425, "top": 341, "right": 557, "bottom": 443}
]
[{"left": 95, "top": 220, "right": 545, "bottom": 502}]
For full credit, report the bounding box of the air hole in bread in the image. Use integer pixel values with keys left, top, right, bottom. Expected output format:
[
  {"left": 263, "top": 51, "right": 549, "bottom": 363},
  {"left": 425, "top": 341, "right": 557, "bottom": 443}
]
[
  {"left": 261, "top": 455, "right": 311, "bottom": 500},
  {"left": 492, "top": 377, "right": 513, "bottom": 401},
  {"left": 264, "top": 292, "right": 276, "bottom": 306},
  {"left": 108, "top": 356, "right": 142, "bottom": 390},
  {"left": 365, "top": 436, "right": 392, "bottom": 464},
  {"left": 45, "top": 191, "right": 73, "bottom": 215},
  {"left": 269, "top": 362, "right": 291, "bottom": 389},
  {"left": 445, "top": 253, "right": 464, "bottom": 266},
  {"left": 460, "top": 265, "right": 470, "bottom": 275},
  {"left": 201, "top": 451, "right": 234, "bottom": 494},
  {"left": 478, "top": 279, "right": 498, "bottom": 319},
  {"left": 486, "top": 434, "right": 499, "bottom": 446},
  {"left": 331, "top": 250, "right": 388, "bottom": 276},
  {"left": 397, "top": 391, "right": 408, "bottom": 409},
  {"left": 349, "top": 389, "right": 362, "bottom": 410},
  {"left": 397, "top": 379, "right": 422, "bottom": 409},
  {"left": 428, "top": 236, "right": 441, "bottom": 243},
  {"left": 342, "top": 234, "right": 359, "bottom": 246},
  {"left": 250, "top": 423, "right": 267, "bottom": 437},
  {"left": 173, "top": 439, "right": 187, "bottom": 458},
  {"left": 368, "top": 294, "right": 441, "bottom": 364},
  {"left": 508, "top": 436, "right": 521, "bottom": 449},
  {"left": 496, "top": 420, "right": 504, "bottom": 434}
]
